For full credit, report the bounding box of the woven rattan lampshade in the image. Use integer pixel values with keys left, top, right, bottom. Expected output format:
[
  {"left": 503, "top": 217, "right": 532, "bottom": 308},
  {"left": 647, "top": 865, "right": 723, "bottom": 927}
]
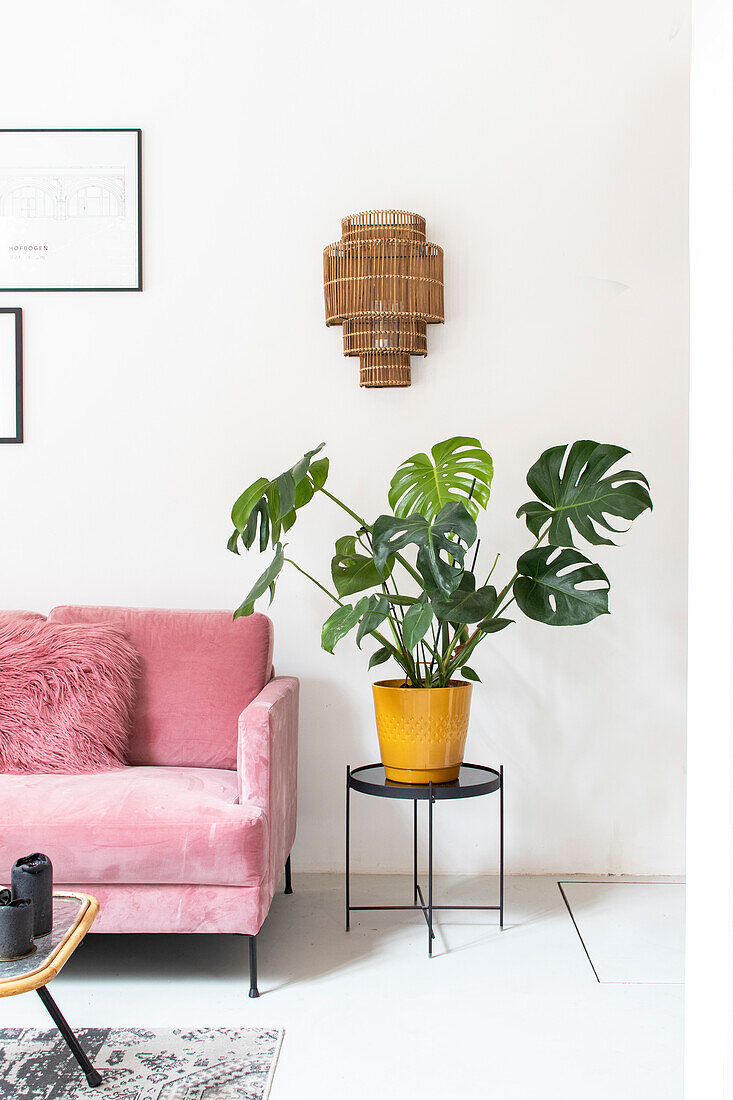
[{"left": 323, "top": 210, "right": 444, "bottom": 388}]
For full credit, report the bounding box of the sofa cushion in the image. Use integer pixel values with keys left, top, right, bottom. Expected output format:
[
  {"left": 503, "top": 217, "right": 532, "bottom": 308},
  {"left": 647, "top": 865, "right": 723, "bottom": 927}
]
[
  {"left": 0, "top": 617, "right": 138, "bottom": 774},
  {"left": 48, "top": 607, "right": 273, "bottom": 770},
  {"left": 0, "top": 767, "right": 267, "bottom": 887}
]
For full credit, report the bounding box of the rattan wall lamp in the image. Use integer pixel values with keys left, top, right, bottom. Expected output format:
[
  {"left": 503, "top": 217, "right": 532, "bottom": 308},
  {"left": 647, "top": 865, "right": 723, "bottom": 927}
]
[{"left": 323, "top": 210, "right": 444, "bottom": 388}]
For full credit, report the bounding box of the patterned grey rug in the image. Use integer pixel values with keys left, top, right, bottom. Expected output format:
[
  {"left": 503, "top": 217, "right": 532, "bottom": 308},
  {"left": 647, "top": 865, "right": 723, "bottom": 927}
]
[{"left": 0, "top": 1027, "right": 283, "bottom": 1098}]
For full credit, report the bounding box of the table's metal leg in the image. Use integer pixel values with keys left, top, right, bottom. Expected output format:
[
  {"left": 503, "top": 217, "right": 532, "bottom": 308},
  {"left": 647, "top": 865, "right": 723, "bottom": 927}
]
[
  {"left": 413, "top": 799, "right": 418, "bottom": 904},
  {"left": 284, "top": 854, "right": 293, "bottom": 895},
  {"left": 499, "top": 764, "right": 504, "bottom": 929},
  {"left": 36, "top": 985, "right": 102, "bottom": 1088},
  {"left": 345, "top": 765, "right": 351, "bottom": 932},
  {"left": 428, "top": 781, "right": 434, "bottom": 957}
]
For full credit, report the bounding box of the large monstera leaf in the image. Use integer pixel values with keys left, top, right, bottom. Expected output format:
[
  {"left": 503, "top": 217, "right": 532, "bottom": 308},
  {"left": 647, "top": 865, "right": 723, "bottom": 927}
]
[
  {"left": 322, "top": 594, "right": 395, "bottom": 657},
  {"left": 430, "top": 572, "right": 499, "bottom": 624},
  {"left": 372, "top": 501, "right": 477, "bottom": 597},
  {"left": 513, "top": 545, "right": 610, "bottom": 626},
  {"left": 516, "top": 440, "right": 652, "bottom": 548},
  {"left": 388, "top": 437, "right": 494, "bottom": 523},
  {"left": 331, "top": 535, "right": 392, "bottom": 598},
  {"left": 355, "top": 594, "right": 391, "bottom": 647},
  {"left": 229, "top": 444, "right": 328, "bottom": 555},
  {"left": 321, "top": 595, "right": 393, "bottom": 654}
]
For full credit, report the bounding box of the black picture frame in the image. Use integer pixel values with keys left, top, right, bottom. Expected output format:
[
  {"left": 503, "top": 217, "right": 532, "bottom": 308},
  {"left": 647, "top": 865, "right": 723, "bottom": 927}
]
[
  {"left": 0, "top": 307, "right": 22, "bottom": 444},
  {"left": 0, "top": 128, "right": 142, "bottom": 292}
]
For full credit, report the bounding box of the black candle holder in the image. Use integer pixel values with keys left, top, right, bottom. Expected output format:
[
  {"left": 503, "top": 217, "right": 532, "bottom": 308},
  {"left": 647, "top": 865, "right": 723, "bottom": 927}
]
[
  {"left": 11, "top": 853, "right": 53, "bottom": 937},
  {"left": 0, "top": 894, "right": 35, "bottom": 961}
]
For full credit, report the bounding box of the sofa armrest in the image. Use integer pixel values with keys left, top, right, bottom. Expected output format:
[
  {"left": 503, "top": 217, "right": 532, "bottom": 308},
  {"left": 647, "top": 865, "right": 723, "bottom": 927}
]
[{"left": 237, "top": 676, "right": 299, "bottom": 889}]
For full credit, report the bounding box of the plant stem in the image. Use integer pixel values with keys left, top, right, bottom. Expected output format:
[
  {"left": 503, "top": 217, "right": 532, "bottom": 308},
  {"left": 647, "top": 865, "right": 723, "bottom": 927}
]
[
  {"left": 394, "top": 555, "right": 424, "bottom": 586},
  {"left": 385, "top": 588, "right": 407, "bottom": 649},
  {"left": 494, "top": 533, "right": 545, "bottom": 605},
  {"left": 445, "top": 631, "right": 482, "bottom": 680},
  {"left": 495, "top": 595, "right": 516, "bottom": 618},
  {"left": 318, "top": 486, "right": 369, "bottom": 528},
  {"left": 319, "top": 486, "right": 424, "bottom": 586},
  {"left": 443, "top": 594, "right": 519, "bottom": 681},
  {"left": 428, "top": 623, "right": 439, "bottom": 678},
  {"left": 379, "top": 596, "right": 419, "bottom": 685},
  {"left": 420, "top": 640, "right": 431, "bottom": 674},
  {"left": 316, "top": 488, "right": 429, "bottom": 680},
  {"left": 284, "top": 558, "right": 342, "bottom": 606},
  {"left": 440, "top": 627, "right": 463, "bottom": 681},
  {"left": 439, "top": 621, "right": 450, "bottom": 683},
  {"left": 485, "top": 552, "right": 500, "bottom": 584},
  {"left": 286, "top": 556, "right": 400, "bottom": 662}
]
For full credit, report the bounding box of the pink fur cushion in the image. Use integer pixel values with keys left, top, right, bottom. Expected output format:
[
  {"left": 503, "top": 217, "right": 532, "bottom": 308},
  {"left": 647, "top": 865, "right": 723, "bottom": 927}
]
[{"left": 0, "top": 618, "right": 139, "bottom": 773}]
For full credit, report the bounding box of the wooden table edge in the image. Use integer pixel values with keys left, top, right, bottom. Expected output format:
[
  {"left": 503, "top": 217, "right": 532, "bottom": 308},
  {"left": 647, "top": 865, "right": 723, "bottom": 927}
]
[{"left": 0, "top": 892, "right": 99, "bottom": 997}]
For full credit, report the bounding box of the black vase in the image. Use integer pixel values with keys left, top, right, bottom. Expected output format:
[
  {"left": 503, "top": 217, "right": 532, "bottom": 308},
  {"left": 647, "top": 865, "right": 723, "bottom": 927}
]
[
  {"left": 0, "top": 895, "right": 34, "bottom": 960},
  {"left": 11, "top": 853, "right": 53, "bottom": 937}
]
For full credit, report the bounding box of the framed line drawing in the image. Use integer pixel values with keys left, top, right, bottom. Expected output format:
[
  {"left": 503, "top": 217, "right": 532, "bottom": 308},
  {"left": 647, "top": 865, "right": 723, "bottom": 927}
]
[
  {"left": 0, "top": 308, "right": 22, "bottom": 443},
  {"left": 0, "top": 129, "right": 142, "bottom": 291}
]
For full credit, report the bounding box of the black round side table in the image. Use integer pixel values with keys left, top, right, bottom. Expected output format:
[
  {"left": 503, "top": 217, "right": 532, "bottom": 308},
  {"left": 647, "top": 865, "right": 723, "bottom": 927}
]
[{"left": 345, "top": 763, "right": 504, "bottom": 957}]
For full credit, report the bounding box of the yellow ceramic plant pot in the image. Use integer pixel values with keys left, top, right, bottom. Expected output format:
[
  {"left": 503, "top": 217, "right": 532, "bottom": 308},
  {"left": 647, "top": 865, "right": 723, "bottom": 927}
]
[{"left": 372, "top": 679, "right": 473, "bottom": 784}]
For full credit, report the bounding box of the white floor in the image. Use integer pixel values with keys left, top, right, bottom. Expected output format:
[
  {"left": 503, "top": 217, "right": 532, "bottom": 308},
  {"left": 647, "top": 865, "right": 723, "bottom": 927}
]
[
  {"left": 8, "top": 874, "right": 684, "bottom": 1100},
  {"left": 559, "top": 880, "right": 685, "bottom": 984}
]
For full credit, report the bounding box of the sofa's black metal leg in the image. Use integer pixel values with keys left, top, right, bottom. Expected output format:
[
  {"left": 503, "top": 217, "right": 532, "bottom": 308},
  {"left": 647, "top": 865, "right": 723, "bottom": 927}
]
[
  {"left": 284, "top": 855, "right": 293, "bottom": 894},
  {"left": 248, "top": 934, "right": 259, "bottom": 998},
  {"left": 37, "top": 984, "right": 102, "bottom": 1087}
]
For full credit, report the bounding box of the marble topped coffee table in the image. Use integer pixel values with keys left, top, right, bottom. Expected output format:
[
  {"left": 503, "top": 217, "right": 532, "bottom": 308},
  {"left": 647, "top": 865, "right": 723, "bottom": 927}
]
[{"left": 0, "top": 891, "right": 102, "bottom": 1087}]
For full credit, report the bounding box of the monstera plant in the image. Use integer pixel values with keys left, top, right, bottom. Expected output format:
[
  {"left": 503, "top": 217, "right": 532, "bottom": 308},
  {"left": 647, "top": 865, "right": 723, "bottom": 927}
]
[{"left": 228, "top": 437, "right": 652, "bottom": 782}]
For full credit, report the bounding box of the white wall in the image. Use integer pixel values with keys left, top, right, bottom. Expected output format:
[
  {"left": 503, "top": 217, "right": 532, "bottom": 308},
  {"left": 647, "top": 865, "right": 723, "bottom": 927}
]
[
  {"left": 686, "top": 0, "right": 732, "bottom": 1094},
  {"left": 0, "top": 0, "right": 688, "bottom": 873}
]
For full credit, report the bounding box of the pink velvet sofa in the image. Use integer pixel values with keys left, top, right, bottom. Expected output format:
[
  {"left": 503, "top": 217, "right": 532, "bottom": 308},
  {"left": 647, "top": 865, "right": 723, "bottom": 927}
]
[{"left": 0, "top": 606, "right": 298, "bottom": 998}]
